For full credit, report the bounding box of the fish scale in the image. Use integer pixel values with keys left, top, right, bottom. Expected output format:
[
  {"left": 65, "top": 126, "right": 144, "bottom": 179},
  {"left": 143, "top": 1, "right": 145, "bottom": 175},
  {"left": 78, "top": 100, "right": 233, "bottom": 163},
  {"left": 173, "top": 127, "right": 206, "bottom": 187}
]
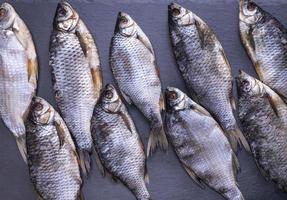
[
  {"left": 168, "top": 3, "right": 249, "bottom": 152},
  {"left": 110, "top": 12, "right": 167, "bottom": 156},
  {"left": 165, "top": 87, "right": 244, "bottom": 200},
  {"left": 0, "top": 2, "right": 38, "bottom": 163},
  {"left": 50, "top": 31, "right": 95, "bottom": 151},
  {"left": 92, "top": 84, "right": 150, "bottom": 200},
  {"left": 237, "top": 71, "right": 287, "bottom": 191},
  {"left": 239, "top": 0, "right": 287, "bottom": 101},
  {"left": 26, "top": 97, "right": 81, "bottom": 200}
]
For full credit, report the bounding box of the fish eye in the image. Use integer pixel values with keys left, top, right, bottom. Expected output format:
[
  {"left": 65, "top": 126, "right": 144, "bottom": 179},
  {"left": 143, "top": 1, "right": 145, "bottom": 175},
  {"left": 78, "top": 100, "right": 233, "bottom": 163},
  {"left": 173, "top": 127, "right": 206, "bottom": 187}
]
[
  {"left": 247, "top": 2, "right": 256, "bottom": 11},
  {"left": 172, "top": 8, "right": 180, "bottom": 16},
  {"left": 120, "top": 16, "right": 128, "bottom": 24},
  {"left": 0, "top": 8, "right": 6, "bottom": 18},
  {"left": 105, "top": 90, "right": 113, "bottom": 99},
  {"left": 34, "top": 102, "right": 43, "bottom": 111},
  {"left": 58, "top": 7, "right": 67, "bottom": 16},
  {"left": 167, "top": 91, "right": 178, "bottom": 100}
]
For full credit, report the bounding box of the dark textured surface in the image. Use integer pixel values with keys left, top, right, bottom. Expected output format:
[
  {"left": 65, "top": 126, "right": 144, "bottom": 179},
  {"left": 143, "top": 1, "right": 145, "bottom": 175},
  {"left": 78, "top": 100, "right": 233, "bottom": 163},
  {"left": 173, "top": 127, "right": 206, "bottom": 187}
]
[{"left": 0, "top": 0, "right": 286, "bottom": 200}]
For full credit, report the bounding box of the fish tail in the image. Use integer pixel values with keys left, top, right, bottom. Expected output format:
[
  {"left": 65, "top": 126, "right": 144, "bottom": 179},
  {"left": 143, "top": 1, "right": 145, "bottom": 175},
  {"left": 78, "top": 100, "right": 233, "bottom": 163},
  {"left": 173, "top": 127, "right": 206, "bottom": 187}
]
[
  {"left": 147, "top": 124, "right": 168, "bottom": 157},
  {"left": 227, "top": 127, "right": 250, "bottom": 153},
  {"left": 78, "top": 149, "right": 91, "bottom": 176},
  {"left": 16, "top": 135, "right": 27, "bottom": 164}
]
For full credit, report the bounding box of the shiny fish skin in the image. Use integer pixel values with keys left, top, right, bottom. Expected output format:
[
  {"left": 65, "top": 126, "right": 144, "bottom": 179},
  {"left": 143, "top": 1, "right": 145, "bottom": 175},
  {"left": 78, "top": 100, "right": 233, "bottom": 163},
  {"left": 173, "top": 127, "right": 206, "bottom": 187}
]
[
  {"left": 165, "top": 87, "right": 244, "bottom": 200},
  {"left": 168, "top": 3, "right": 249, "bottom": 152},
  {"left": 239, "top": 0, "right": 287, "bottom": 102},
  {"left": 49, "top": 1, "right": 102, "bottom": 174},
  {"left": 237, "top": 70, "right": 287, "bottom": 191},
  {"left": 110, "top": 12, "right": 167, "bottom": 156},
  {"left": 25, "top": 97, "right": 82, "bottom": 200},
  {"left": 91, "top": 84, "right": 150, "bottom": 200},
  {"left": 0, "top": 3, "right": 38, "bottom": 162}
]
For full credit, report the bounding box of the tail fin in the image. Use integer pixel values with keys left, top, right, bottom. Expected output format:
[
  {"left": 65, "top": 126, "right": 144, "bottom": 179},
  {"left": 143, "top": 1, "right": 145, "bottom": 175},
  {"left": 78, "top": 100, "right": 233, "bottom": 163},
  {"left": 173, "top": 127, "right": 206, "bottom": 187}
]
[
  {"left": 227, "top": 127, "right": 250, "bottom": 153},
  {"left": 147, "top": 125, "right": 168, "bottom": 157},
  {"left": 16, "top": 135, "right": 27, "bottom": 164},
  {"left": 78, "top": 150, "right": 91, "bottom": 176}
]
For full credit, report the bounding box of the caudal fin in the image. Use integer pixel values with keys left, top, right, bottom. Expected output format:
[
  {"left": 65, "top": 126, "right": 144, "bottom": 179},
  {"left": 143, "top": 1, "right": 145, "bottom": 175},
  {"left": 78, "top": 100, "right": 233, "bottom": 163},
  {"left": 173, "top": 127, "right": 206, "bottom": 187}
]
[
  {"left": 147, "top": 125, "right": 168, "bottom": 157},
  {"left": 16, "top": 135, "right": 27, "bottom": 164},
  {"left": 227, "top": 127, "right": 250, "bottom": 153},
  {"left": 78, "top": 150, "right": 91, "bottom": 176}
]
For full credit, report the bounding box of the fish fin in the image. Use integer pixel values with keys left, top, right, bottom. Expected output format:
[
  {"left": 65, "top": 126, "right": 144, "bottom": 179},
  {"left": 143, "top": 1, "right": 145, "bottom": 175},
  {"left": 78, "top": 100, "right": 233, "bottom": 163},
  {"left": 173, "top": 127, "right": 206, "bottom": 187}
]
[
  {"left": 247, "top": 27, "right": 256, "bottom": 52},
  {"left": 227, "top": 128, "right": 250, "bottom": 153},
  {"left": 36, "top": 194, "right": 44, "bottom": 200},
  {"left": 147, "top": 125, "right": 168, "bottom": 157},
  {"left": 77, "top": 192, "right": 85, "bottom": 200},
  {"left": 264, "top": 92, "right": 280, "bottom": 118},
  {"left": 194, "top": 20, "right": 205, "bottom": 48},
  {"left": 93, "top": 148, "right": 106, "bottom": 176},
  {"left": 27, "top": 58, "right": 38, "bottom": 90},
  {"left": 78, "top": 150, "right": 91, "bottom": 176},
  {"left": 54, "top": 119, "right": 66, "bottom": 148},
  {"left": 136, "top": 27, "right": 155, "bottom": 55},
  {"left": 90, "top": 67, "right": 103, "bottom": 100},
  {"left": 118, "top": 108, "right": 134, "bottom": 134},
  {"left": 159, "top": 93, "right": 165, "bottom": 111},
  {"left": 232, "top": 152, "right": 240, "bottom": 179},
  {"left": 76, "top": 19, "right": 102, "bottom": 99},
  {"left": 16, "top": 135, "right": 27, "bottom": 164},
  {"left": 189, "top": 101, "right": 210, "bottom": 117},
  {"left": 144, "top": 160, "right": 149, "bottom": 184},
  {"left": 231, "top": 96, "right": 236, "bottom": 111},
  {"left": 12, "top": 17, "right": 38, "bottom": 90},
  {"left": 182, "top": 164, "right": 205, "bottom": 189},
  {"left": 119, "top": 89, "right": 132, "bottom": 105},
  {"left": 253, "top": 158, "right": 270, "bottom": 181}
]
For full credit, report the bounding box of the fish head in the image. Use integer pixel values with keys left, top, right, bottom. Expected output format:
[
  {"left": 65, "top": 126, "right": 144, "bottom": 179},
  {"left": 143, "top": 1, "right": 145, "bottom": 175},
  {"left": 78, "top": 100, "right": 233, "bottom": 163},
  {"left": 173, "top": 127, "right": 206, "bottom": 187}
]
[
  {"left": 0, "top": 3, "right": 17, "bottom": 30},
  {"left": 168, "top": 3, "right": 194, "bottom": 27},
  {"left": 165, "top": 87, "right": 210, "bottom": 117},
  {"left": 239, "top": 0, "right": 263, "bottom": 25},
  {"left": 115, "top": 12, "right": 137, "bottom": 37},
  {"left": 236, "top": 70, "right": 264, "bottom": 97},
  {"left": 53, "top": 1, "right": 79, "bottom": 32},
  {"left": 30, "top": 97, "right": 55, "bottom": 125},
  {"left": 99, "top": 84, "right": 122, "bottom": 113},
  {"left": 165, "top": 87, "right": 188, "bottom": 112}
]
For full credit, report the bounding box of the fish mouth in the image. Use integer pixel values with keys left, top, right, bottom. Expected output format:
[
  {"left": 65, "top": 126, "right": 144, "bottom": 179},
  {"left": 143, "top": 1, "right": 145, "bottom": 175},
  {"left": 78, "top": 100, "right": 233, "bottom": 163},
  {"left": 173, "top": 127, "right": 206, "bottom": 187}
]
[
  {"left": 104, "top": 83, "right": 116, "bottom": 91},
  {"left": 168, "top": 2, "right": 183, "bottom": 18},
  {"left": 55, "top": 1, "right": 75, "bottom": 22},
  {"left": 165, "top": 87, "right": 179, "bottom": 101}
]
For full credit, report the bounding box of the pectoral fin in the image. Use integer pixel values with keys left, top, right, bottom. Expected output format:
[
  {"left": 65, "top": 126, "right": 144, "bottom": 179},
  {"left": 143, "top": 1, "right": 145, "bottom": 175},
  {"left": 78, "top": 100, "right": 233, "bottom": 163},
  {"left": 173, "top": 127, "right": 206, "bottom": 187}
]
[
  {"left": 13, "top": 17, "right": 38, "bottom": 90},
  {"left": 54, "top": 118, "right": 67, "bottom": 148},
  {"left": 136, "top": 27, "right": 154, "bottom": 55},
  {"left": 91, "top": 67, "right": 103, "bottom": 99},
  {"left": 76, "top": 19, "right": 103, "bottom": 98},
  {"left": 181, "top": 162, "right": 205, "bottom": 189},
  {"left": 27, "top": 58, "right": 38, "bottom": 90}
]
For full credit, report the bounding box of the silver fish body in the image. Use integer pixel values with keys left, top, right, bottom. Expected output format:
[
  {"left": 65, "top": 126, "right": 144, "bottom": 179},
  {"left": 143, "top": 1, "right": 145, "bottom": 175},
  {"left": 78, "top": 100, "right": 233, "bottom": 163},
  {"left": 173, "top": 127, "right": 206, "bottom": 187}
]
[
  {"left": 239, "top": 0, "right": 287, "bottom": 102},
  {"left": 237, "top": 70, "right": 287, "bottom": 191},
  {"left": 25, "top": 97, "right": 82, "bottom": 200},
  {"left": 165, "top": 87, "right": 244, "bottom": 200},
  {"left": 91, "top": 84, "right": 150, "bottom": 200},
  {"left": 110, "top": 12, "right": 167, "bottom": 156},
  {"left": 0, "top": 3, "right": 38, "bottom": 162},
  {"left": 168, "top": 3, "right": 249, "bottom": 152},
  {"left": 49, "top": 1, "right": 102, "bottom": 173}
]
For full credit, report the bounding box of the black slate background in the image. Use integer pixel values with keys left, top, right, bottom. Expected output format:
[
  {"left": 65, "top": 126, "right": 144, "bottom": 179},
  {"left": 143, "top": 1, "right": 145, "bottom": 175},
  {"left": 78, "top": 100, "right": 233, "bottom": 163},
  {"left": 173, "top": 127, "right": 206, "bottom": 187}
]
[{"left": 0, "top": 0, "right": 287, "bottom": 199}]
